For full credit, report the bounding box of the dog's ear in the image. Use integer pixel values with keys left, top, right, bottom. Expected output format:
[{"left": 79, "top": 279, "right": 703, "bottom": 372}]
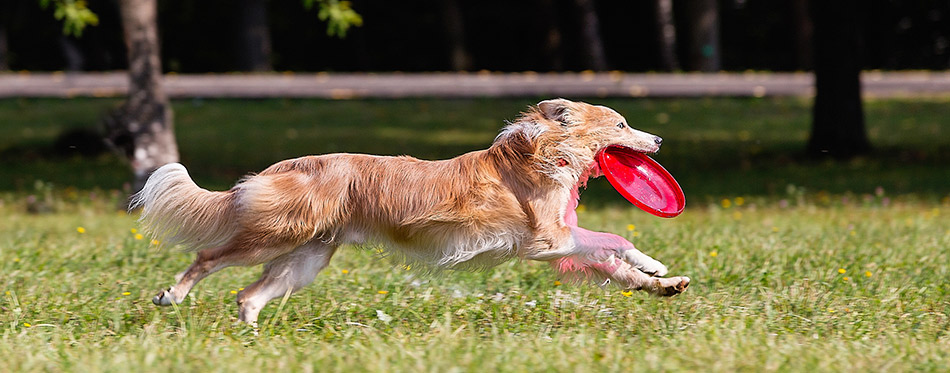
[{"left": 538, "top": 99, "right": 573, "bottom": 125}]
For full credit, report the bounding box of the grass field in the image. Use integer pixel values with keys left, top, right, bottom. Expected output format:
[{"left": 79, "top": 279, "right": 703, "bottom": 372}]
[{"left": 1, "top": 97, "right": 949, "bottom": 371}]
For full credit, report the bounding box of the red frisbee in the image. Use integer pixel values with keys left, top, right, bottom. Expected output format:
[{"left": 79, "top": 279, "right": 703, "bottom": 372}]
[{"left": 596, "top": 145, "right": 685, "bottom": 218}]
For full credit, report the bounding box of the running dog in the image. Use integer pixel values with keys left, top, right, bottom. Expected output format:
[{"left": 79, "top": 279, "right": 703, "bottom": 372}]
[{"left": 132, "top": 98, "right": 690, "bottom": 324}]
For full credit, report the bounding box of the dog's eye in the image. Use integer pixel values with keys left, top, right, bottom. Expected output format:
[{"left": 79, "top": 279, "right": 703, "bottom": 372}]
[{"left": 616, "top": 122, "right": 625, "bottom": 129}]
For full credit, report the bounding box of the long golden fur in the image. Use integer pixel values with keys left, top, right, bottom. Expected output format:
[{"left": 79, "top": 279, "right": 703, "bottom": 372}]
[{"left": 133, "top": 98, "right": 690, "bottom": 324}]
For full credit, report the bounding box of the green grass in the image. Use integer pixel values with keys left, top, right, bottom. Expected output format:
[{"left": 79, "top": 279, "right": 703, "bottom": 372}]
[
  {"left": 1, "top": 194, "right": 948, "bottom": 371},
  {"left": 1, "top": 97, "right": 949, "bottom": 371}
]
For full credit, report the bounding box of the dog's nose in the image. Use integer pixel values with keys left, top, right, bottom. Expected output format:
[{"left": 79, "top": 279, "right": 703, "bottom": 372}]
[{"left": 654, "top": 136, "right": 663, "bottom": 145}]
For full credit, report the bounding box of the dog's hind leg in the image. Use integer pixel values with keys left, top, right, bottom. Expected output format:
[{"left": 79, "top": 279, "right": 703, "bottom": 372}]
[
  {"left": 236, "top": 242, "right": 338, "bottom": 325},
  {"left": 152, "top": 236, "right": 300, "bottom": 306},
  {"left": 152, "top": 244, "right": 247, "bottom": 306}
]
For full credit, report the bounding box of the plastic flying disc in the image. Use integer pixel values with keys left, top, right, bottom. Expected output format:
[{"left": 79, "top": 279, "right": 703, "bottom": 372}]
[{"left": 596, "top": 145, "right": 685, "bottom": 218}]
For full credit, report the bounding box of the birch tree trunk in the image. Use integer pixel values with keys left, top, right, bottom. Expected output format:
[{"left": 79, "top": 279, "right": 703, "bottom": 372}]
[{"left": 105, "top": 0, "right": 179, "bottom": 196}]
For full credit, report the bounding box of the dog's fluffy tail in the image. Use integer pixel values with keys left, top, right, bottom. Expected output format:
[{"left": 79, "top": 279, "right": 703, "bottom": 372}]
[{"left": 130, "top": 163, "right": 237, "bottom": 250}]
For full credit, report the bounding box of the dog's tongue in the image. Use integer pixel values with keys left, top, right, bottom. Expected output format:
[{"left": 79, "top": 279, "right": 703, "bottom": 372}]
[{"left": 596, "top": 145, "right": 685, "bottom": 218}]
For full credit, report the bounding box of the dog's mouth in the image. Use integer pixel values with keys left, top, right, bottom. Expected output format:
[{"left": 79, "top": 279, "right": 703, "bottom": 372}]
[{"left": 603, "top": 144, "right": 660, "bottom": 156}]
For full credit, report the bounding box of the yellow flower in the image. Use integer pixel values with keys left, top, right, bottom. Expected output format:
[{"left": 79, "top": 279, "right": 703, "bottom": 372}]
[
  {"left": 341, "top": 269, "right": 349, "bottom": 274},
  {"left": 4, "top": 291, "right": 9, "bottom": 296},
  {"left": 632, "top": 231, "right": 641, "bottom": 237},
  {"left": 849, "top": 230, "right": 856, "bottom": 237},
  {"left": 721, "top": 199, "right": 732, "bottom": 209},
  {"left": 122, "top": 292, "right": 131, "bottom": 296},
  {"left": 843, "top": 277, "right": 850, "bottom": 281},
  {"left": 735, "top": 197, "right": 745, "bottom": 206},
  {"left": 377, "top": 290, "right": 389, "bottom": 295},
  {"left": 827, "top": 308, "right": 835, "bottom": 313},
  {"left": 865, "top": 271, "right": 872, "bottom": 278},
  {"left": 130, "top": 228, "right": 138, "bottom": 234},
  {"left": 553, "top": 280, "right": 562, "bottom": 286},
  {"left": 13, "top": 258, "right": 19, "bottom": 262},
  {"left": 732, "top": 211, "right": 743, "bottom": 220},
  {"left": 709, "top": 251, "right": 718, "bottom": 257},
  {"left": 239, "top": 287, "right": 245, "bottom": 291},
  {"left": 230, "top": 290, "right": 238, "bottom": 294},
  {"left": 838, "top": 268, "right": 846, "bottom": 274},
  {"left": 771, "top": 226, "right": 779, "bottom": 232},
  {"left": 23, "top": 323, "right": 31, "bottom": 327},
  {"left": 77, "top": 227, "right": 86, "bottom": 234},
  {"left": 626, "top": 224, "right": 636, "bottom": 231},
  {"left": 621, "top": 290, "right": 633, "bottom": 297},
  {"left": 151, "top": 240, "right": 160, "bottom": 245}
]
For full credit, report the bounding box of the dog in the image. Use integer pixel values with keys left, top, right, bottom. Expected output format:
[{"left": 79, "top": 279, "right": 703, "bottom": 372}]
[{"left": 132, "top": 98, "right": 690, "bottom": 324}]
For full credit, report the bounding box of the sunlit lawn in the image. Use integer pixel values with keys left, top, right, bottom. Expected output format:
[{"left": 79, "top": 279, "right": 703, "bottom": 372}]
[{"left": 1, "top": 97, "right": 948, "bottom": 371}]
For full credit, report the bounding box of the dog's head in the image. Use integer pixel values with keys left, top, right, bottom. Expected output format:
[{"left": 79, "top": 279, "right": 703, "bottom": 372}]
[
  {"left": 535, "top": 98, "right": 662, "bottom": 154},
  {"left": 494, "top": 98, "right": 662, "bottom": 187}
]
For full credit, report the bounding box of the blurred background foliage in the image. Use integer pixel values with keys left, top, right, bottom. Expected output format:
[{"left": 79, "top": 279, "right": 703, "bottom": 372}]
[{"left": 2, "top": 0, "right": 949, "bottom": 73}]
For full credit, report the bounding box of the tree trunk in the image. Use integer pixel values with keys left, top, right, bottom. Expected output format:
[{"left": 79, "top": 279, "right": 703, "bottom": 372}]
[
  {"left": 807, "top": 0, "right": 870, "bottom": 158},
  {"left": 59, "top": 35, "right": 85, "bottom": 71},
  {"left": 537, "top": 0, "right": 563, "bottom": 71},
  {"left": 106, "top": 0, "right": 179, "bottom": 195},
  {"left": 653, "top": 0, "right": 680, "bottom": 71},
  {"left": 684, "top": 0, "right": 720, "bottom": 71},
  {"left": 0, "top": 17, "right": 8, "bottom": 71},
  {"left": 441, "top": 0, "right": 472, "bottom": 71},
  {"left": 235, "top": 0, "right": 272, "bottom": 71},
  {"left": 573, "top": 0, "right": 607, "bottom": 71},
  {"left": 791, "top": 0, "right": 813, "bottom": 70}
]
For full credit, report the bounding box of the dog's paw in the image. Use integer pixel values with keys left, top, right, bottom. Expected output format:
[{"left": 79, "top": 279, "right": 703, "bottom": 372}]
[
  {"left": 651, "top": 276, "right": 690, "bottom": 296},
  {"left": 152, "top": 287, "right": 177, "bottom": 306}
]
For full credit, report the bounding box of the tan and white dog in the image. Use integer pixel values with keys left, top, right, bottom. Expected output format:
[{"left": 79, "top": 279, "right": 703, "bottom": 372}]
[{"left": 133, "top": 98, "right": 690, "bottom": 324}]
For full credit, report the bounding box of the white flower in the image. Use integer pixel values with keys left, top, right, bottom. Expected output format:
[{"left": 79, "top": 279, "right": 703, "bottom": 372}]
[{"left": 376, "top": 310, "right": 392, "bottom": 324}]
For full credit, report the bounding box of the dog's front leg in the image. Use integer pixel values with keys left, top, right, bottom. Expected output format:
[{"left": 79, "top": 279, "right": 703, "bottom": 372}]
[
  {"left": 570, "top": 227, "right": 668, "bottom": 277},
  {"left": 585, "top": 256, "right": 689, "bottom": 296}
]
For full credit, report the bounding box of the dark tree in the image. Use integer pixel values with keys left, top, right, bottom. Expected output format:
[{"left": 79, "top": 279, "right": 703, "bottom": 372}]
[
  {"left": 441, "top": 0, "right": 472, "bottom": 71},
  {"left": 653, "top": 0, "right": 679, "bottom": 71},
  {"left": 0, "top": 15, "right": 8, "bottom": 70},
  {"left": 684, "top": 0, "right": 720, "bottom": 71},
  {"left": 58, "top": 35, "right": 84, "bottom": 70},
  {"left": 573, "top": 0, "right": 607, "bottom": 71},
  {"left": 790, "top": 0, "right": 813, "bottom": 70},
  {"left": 104, "top": 0, "right": 179, "bottom": 194},
  {"left": 537, "top": 0, "right": 563, "bottom": 71},
  {"left": 236, "top": 0, "right": 272, "bottom": 71},
  {"left": 807, "top": 0, "right": 871, "bottom": 157}
]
